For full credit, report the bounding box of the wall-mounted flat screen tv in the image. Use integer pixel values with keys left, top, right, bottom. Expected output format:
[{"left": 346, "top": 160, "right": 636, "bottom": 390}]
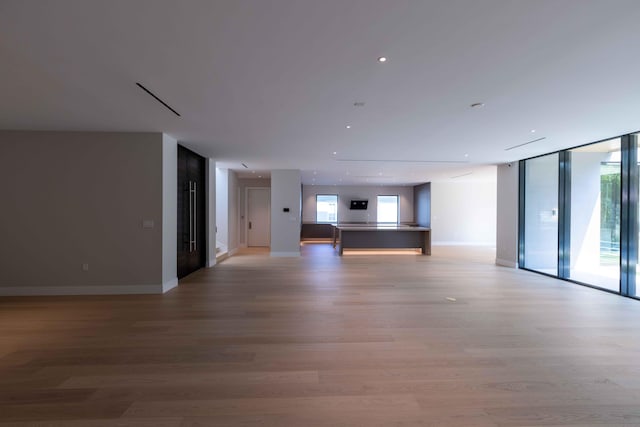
[{"left": 350, "top": 200, "right": 368, "bottom": 210}]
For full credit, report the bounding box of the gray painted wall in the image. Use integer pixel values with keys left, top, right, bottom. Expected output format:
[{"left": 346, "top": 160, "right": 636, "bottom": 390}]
[
  {"left": 413, "top": 183, "right": 431, "bottom": 227},
  {"left": 0, "top": 131, "right": 176, "bottom": 294},
  {"left": 271, "top": 170, "right": 301, "bottom": 256},
  {"left": 302, "top": 185, "right": 414, "bottom": 223}
]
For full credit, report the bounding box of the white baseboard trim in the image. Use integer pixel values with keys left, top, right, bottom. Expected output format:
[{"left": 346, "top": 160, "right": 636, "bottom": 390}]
[
  {"left": 495, "top": 258, "right": 518, "bottom": 268},
  {"left": 207, "top": 258, "right": 217, "bottom": 268},
  {"left": 229, "top": 248, "right": 240, "bottom": 256},
  {"left": 162, "top": 278, "right": 179, "bottom": 293},
  {"left": 0, "top": 284, "right": 167, "bottom": 296},
  {"left": 270, "top": 251, "right": 301, "bottom": 257},
  {"left": 239, "top": 243, "right": 248, "bottom": 248}
]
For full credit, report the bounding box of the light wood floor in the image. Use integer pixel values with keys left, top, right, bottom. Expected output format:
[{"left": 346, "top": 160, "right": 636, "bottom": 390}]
[{"left": 2, "top": 244, "right": 640, "bottom": 426}]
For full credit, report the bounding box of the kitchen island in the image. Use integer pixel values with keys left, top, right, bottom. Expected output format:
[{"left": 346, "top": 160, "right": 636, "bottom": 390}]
[{"left": 335, "top": 224, "right": 431, "bottom": 255}]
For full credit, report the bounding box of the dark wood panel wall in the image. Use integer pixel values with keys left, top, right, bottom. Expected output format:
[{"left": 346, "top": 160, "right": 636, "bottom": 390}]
[{"left": 177, "top": 145, "right": 206, "bottom": 279}]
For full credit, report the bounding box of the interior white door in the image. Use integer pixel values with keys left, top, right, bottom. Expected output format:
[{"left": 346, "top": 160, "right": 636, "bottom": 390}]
[{"left": 247, "top": 188, "right": 270, "bottom": 247}]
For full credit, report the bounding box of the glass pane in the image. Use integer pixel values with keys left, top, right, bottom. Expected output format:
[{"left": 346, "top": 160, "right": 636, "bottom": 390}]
[
  {"left": 316, "top": 195, "right": 338, "bottom": 223},
  {"left": 630, "top": 134, "right": 640, "bottom": 297},
  {"left": 377, "top": 195, "right": 398, "bottom": 223},
  {"left": 569, "top": 138, "right": 621, "bottom": 291},
  {"left": 524, "top": 153, "right": 559, "bottom": 275}
]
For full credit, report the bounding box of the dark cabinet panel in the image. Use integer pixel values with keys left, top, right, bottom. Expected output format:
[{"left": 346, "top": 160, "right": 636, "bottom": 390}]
[{"left": 177, "top": 145, "right": 206, "bottom": 279}]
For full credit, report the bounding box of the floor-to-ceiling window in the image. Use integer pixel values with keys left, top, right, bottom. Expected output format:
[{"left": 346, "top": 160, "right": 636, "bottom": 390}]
[
  {"left": 569, "top": 139, "right": 621, "bottom": 291},
  {"left": 634, "top": 133, "right": 640, "bottom": 298},
  {"left": 523, "top": 153, "right": 559, "bottom": 275},
  {"left": 519, "top": 131, "right": 640, "bottom": 300}
]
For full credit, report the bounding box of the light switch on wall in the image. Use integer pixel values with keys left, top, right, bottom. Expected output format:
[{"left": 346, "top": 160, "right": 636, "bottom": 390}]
[{"left": 142, "top": 220, "right": 155, "bottom": 229}]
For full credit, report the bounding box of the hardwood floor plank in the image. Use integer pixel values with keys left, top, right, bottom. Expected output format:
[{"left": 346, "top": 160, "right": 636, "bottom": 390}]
[
  {"left": 1, "top": 245, "right": 640, "bottom": 425},
  {"left": 123, "top": 394, "right": 422, "bottom": 417},
  {"left": 0, "top": 419, "right": 182, "bottom": 427},
  {"left": 0, "top": 388, "right": 95, "bottom": 405},
  {"left": 59, "top": 370, "right": 319, "bottom": 388},
  {"left": 486, "top": 404, "right": 640, "bottom": 425},
  {"left": 0, "top": 401, "right": 132, "bottom": 422}
]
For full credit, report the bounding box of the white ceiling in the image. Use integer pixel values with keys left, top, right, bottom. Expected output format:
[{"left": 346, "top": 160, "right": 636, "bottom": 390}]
[{"left": 1, "top": 0, "right": 640, "bottom": 185}]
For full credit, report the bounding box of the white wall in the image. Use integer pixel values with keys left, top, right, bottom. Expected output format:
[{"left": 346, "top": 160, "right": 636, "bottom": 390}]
[
  {"left": 302, "top": 185, "right": 414, "bottom": 223},
  {"left": 215, "top": 168, "right": 229, "bottom": 253},
  {"left": 271, "top": 170, "right": 301, "bottom": 256},
  {"left": 0, "top": 131, "right": 175, "bottom": 295},
  {"left": 496, "top": 163, "right": 519, "bottom": 267},
  {"left": 228, "top": 170, "right": 240, "bottom": 254},
  {"left": 162, "top": 134, "right": 178, "bottom": 291},
  {"left": 431, "top": 177, "right": 497, "bottom": 246},
  {"left": 206, "top": 158, "right": 216, "bottom": 267}
]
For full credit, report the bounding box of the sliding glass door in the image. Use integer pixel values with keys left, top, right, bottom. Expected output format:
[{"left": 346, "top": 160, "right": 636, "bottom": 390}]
[
  {"left": 519, "top": 132, "right": 640, "bottom": 300},
  {"left": 523, "top": 153, "right": 559, "bottom": 275},
  {"left": 569, "top": 139, "right": 621, "bottom": 291}
]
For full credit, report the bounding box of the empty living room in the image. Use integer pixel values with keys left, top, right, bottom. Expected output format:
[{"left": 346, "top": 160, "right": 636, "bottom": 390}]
[{"left": 2, "top": 1, "right": 640, "bottom": 426}]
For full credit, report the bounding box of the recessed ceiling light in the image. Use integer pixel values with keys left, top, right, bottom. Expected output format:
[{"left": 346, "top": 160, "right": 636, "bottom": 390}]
[
  {"left": 531, "top": 129, "right": 536, "bottom": 133},
  {"left": 464, "top": 153, "right": 469, "bottom": 158},
  {"left": 333, "top": 151, "right": 337, "bottom": 155},
  {"left": 252, "top": 170, "right": 256, "bottom": 173},
  {"left": 470, "top": 102, "right": 485, "bottom": 108},
  {"left": 377, "top": 56, "right": 387, "bottom": 63},
  {"left": 258, "top": 175, "right": 262, "bottom": 178},
  {"left": 378, "top": 172, "right": 383, "bottom": 176},
  {"left": 346, "top": 125, "right": 352, "bottom": 129},
  {"left": 313, "top": 171, "right": 317, "bottom": 175}
]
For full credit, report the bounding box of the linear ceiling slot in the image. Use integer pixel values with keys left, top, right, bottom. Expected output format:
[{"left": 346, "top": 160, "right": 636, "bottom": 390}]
[
  {"left": 242, "top": 163, "right": 249, "bottom": 168},
  {"left": 451, "top": 172, "right": 473, "bottom": 179},
  {"left": 136, "top": 82, "right": 181, "bottom": 117},
  {"left": 335, "top": 159, "right": 468, "bottom": 163},
  {"left": 504, "top": 137, "right": 546, "bottom": 151}
]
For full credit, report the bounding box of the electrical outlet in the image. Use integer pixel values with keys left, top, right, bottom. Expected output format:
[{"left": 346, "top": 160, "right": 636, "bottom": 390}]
[{"left": 82, "top": 263, "right": 89, "bottom": 271}]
